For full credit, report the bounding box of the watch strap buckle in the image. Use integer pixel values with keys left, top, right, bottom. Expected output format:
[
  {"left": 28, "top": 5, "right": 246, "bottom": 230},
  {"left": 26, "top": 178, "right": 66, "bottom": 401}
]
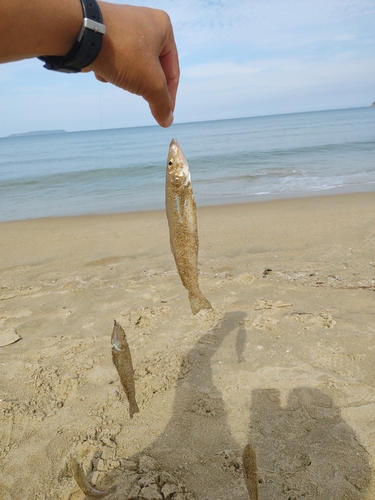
[
  {"left": 38, "top": 0, "right": 105, "bottom": 73},
  {"left": 78, "top": 18, "right": 106, "bottom": 42}
]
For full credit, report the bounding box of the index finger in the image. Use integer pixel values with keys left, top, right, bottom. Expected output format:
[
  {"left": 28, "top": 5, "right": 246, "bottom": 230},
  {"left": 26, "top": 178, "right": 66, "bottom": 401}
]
[{"left": 160, "top": 42, "right": 180, "bottom": 112}]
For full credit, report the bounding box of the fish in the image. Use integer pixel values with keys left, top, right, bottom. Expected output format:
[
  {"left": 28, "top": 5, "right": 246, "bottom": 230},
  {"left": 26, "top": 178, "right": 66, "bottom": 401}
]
[
  {"left": 242, "top": 444, "right": 259, "bottom": 500},
  {"left": 111, "top": 320, "right": 139, "bottom": 419},
  {"left": 165, "top": 138, "right": 212, "bottom": 315},
  {"left": 70, "top": 455, "right": 113, "bottom": 498}
]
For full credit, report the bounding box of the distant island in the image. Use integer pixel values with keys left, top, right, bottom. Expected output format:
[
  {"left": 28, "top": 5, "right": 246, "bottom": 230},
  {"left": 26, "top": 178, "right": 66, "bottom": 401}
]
[
  {"left": 371, "top": 102, "right": 375, "bottom": 107},
  {"left": 8, "top": 130, "right": 66, "bottom": 137}
]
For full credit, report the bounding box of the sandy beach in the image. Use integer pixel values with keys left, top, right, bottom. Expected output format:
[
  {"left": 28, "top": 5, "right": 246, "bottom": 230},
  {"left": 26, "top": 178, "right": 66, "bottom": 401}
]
[{"left": 0, "top": 192, "right": 374, "bottom": 499}]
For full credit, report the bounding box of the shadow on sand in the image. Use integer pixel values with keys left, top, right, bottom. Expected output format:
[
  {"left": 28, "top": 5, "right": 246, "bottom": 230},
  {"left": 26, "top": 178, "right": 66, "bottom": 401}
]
[{"left": 120, "top": 310, "right": 371, "bottom": 499}]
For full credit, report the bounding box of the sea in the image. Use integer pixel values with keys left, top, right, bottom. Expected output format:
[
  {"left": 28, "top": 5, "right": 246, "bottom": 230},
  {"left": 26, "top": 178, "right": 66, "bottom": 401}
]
[{"left": 0, "top": 107, "right": 374, "bottom": 222}]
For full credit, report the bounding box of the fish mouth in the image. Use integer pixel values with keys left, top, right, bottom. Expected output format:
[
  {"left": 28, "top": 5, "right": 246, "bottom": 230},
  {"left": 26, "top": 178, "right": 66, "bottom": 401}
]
[
  {"left": 169, "top": 138, "right": 180, "bottom": 157},
  {"left": 167, "top": 138, "right": 190, "bottom": 184},
  {"left": 111, "top": 320, "right": 124, "bottom": 350}
]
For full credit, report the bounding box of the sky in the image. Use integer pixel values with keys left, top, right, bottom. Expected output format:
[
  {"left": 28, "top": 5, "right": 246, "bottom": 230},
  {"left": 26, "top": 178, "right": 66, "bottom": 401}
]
[{"left": 1, "top": 0, "right": 374, "bottom": 137}]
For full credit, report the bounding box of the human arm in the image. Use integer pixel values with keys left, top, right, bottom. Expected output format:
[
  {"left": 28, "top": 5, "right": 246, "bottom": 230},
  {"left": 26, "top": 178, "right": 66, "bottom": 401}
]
[{"left": 0, "top": 0, "right": 179, "bottom": 127}]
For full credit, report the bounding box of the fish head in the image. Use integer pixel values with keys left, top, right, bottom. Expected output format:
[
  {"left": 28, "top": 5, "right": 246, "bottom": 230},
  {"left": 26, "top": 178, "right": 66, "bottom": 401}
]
[
  {"left": 166, "top": 139, "right": 191, "bottom": 188},
  {"left": 111, "top": 320, "right": 125, "bottom": 351}
]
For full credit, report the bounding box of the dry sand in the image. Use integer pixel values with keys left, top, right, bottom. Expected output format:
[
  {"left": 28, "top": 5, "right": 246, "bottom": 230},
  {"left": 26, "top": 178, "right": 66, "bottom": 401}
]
[{"left": 0, "top": 192, "right": 374, "bottom": 499}]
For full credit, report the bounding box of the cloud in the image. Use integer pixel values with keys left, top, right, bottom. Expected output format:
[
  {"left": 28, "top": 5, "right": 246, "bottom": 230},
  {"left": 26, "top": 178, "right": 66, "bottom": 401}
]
[
  {"left": 176, "top": 54, "right": 375, "bottom": 122},
  {"left": 333, "top": 34, "right": 357, "bottom": 42},
  {"left": 184, "top": 62, "right": 264, "bottom": 79},
  {"left": 122, "top": 0, "right": 375, "bottom": 56},
  {"left": 182, "top": 53, "right": 375, "bottom": 91},
  {"left": 0, "top": 0, "right": 374, "bottom": 135}
]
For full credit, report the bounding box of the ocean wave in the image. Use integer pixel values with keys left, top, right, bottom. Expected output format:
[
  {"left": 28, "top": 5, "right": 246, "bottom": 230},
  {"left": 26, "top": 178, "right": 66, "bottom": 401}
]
[
  {"left": 1, "top": 108, "right": 374, "bottom": 221},
  {"left": 0, "top": 163, "right": 165, "bottom": 190}
]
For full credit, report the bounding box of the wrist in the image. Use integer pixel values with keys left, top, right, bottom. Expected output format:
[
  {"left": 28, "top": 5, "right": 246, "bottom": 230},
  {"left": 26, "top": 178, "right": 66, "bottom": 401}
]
[
  {"left": 38, "top": 0, "right": 106, "bottom": 73},
  {"left": 46, "top": 0, "right": 83, "bottom": 57}
]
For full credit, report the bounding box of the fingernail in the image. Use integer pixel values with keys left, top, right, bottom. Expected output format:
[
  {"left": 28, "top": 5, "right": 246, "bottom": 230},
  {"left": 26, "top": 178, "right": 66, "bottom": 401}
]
[{"left": 161, "top": 112, "right": 174, "bottom": 128}]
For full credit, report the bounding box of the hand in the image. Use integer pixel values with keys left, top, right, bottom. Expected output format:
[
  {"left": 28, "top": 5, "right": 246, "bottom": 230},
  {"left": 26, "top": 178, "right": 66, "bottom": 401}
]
[{"left": 90, "top": 3, "right": 180, "bottom": 128}]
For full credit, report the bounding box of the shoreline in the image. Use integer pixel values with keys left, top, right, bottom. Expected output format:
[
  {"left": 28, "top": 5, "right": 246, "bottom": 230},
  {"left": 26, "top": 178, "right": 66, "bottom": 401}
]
[{"left": 1, "top": 187, "right": 374, "bottom": 225}]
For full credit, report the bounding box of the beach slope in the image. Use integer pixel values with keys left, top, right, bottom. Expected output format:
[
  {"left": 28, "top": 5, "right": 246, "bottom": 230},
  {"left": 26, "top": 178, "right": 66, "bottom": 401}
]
[{"left": 0, "top": 193, "right": 374, "bottom": 499}]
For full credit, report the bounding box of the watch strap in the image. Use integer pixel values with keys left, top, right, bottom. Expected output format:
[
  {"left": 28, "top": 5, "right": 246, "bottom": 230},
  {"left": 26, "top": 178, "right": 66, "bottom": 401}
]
[{"left": 38, "top": 0, "right": 106, "bottom": 73}]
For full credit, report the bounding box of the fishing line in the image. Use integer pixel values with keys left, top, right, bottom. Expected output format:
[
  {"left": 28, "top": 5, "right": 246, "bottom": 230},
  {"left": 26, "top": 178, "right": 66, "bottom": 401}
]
[
  {"left": 96, "top": 80, "right": 121, "bottom": 320},
  {"left": 96, "top": 80, "right": 114, "bottom": 310},
  {"left": 97, "top": 78, "right": 104, "bottom": 133},
  {"left": 97, "top": 80, "right": 110, "bottom": 250}
]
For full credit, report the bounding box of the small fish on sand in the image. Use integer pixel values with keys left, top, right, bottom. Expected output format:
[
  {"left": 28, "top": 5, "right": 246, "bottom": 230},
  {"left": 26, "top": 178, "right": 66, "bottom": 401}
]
[
  {"left": 166, "top": 138, "right": 212, "bottom": 315},
  {"left": 70, "top": 455, "right": 113, "bottom": 498},
  {"left": 111, "top": 320, "right": 139, "bottom": 419},
  {"left": 242, "top": 444, "right": 259, "bottom": 500}
]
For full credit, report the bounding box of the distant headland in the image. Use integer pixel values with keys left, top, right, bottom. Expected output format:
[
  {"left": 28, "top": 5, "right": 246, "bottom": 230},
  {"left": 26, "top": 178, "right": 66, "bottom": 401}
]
[
  {"left": 7, "top": 130, "right": 66, "bottom": 137},
  {"left": 371, "top": 102, "right": 375, "bottom": 107}
]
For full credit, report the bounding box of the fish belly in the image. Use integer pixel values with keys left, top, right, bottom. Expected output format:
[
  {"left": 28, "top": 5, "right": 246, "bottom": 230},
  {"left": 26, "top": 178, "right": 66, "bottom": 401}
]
[{"left": 166, "top": 186, "right": 212, "bottom": 314}]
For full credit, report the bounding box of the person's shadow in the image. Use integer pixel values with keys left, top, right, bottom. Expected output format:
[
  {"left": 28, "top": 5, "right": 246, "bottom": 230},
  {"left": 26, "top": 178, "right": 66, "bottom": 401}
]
[
  {"left": 124, "top": 311, "right": 371, "bottom": 499},
  {"left": 146, "top": 311, "right": 250, "bottom": 498},
  {"left": 249, "top": 387, "right": 371, "bottom": 499}
]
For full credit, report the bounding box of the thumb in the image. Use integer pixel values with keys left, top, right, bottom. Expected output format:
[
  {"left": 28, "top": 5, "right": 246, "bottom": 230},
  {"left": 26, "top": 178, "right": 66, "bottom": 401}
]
[{"left": 146, "top": 84, "right": 175, "bottom": 128}]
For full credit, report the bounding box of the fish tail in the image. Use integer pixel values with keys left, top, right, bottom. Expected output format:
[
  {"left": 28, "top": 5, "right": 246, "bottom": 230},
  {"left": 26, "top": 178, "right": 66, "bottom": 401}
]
[
  {"left": 189, "top": 290, "right": 212, "bottom": 315},
  {"left": 70, "top": 456, "right": 112, "bottom": 498},
  {"left": 129, "top": 399, "right": 140, "bottom": 419}
]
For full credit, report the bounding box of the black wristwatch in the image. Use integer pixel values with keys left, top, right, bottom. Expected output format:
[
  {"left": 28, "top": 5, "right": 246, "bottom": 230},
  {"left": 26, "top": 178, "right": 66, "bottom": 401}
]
[{"left": 38, "top": 0, "right": 106, "bottom": 73}]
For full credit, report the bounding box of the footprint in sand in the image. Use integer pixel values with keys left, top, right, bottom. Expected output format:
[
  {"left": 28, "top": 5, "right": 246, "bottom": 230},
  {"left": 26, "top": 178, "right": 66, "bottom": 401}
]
[
  {"left": 246, "top": 299, "right": 293, "bottom": 332},
  {"left": 119, "top": 306, "right": 171, "bottom": 335},
  {"left": 289, "top": 310, "right": 336, "bottom": 329}
]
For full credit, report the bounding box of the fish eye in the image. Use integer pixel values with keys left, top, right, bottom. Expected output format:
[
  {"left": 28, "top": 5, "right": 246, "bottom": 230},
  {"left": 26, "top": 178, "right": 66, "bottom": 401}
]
[{"left": 168, "top": 160, "right": 173, "bottom": 166}]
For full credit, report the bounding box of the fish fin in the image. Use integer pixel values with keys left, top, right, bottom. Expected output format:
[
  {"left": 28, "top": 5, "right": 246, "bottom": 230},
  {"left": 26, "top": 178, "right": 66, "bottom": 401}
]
[{"left": 189, "top": 291, "right": 212, "bottom": 315}]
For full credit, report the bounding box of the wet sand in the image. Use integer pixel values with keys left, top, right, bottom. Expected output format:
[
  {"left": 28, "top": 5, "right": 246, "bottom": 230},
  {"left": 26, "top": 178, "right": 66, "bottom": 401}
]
[{"left": 0, "top": 192, "right": 374, "bottom": 499}]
